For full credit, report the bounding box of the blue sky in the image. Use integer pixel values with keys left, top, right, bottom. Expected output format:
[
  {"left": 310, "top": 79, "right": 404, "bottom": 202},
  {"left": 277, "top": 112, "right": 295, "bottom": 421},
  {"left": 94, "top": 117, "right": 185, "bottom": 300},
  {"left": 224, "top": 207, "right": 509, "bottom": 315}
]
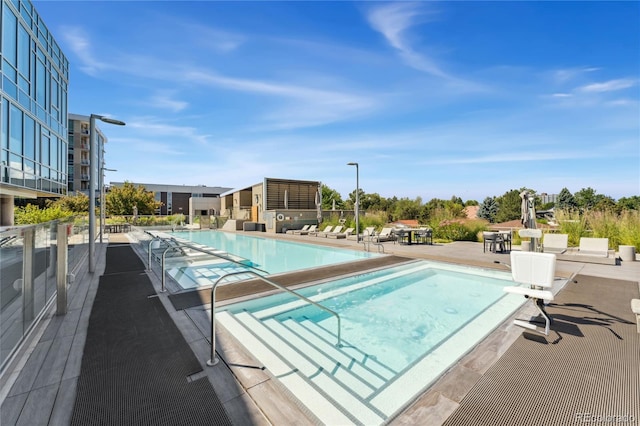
[{"left": 35, "top": 1, "right": 639, "bottom": 202}]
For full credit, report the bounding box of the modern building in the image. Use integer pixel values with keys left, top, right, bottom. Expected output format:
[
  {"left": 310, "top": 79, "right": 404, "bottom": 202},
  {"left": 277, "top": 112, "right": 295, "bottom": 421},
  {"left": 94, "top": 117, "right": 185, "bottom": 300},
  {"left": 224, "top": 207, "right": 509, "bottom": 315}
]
[
  {"left": 67, "top": 113, "right": 108, "bottom": 197},
  {"left": 220, "top": 177, "right": 322, "bottom": 233},
  {"left": 109, "top": 182, "right": 232, "bottom": 223},
  {"left": 0, "top": 0, "right": 69, "bottom": 226}
]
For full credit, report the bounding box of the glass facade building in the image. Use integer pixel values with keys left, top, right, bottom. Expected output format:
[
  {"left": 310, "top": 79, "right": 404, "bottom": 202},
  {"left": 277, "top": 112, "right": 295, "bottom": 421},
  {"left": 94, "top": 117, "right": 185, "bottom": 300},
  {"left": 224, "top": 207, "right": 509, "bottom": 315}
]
[{"left": 0, "top": 0, "right": 68, "bottom": 225}]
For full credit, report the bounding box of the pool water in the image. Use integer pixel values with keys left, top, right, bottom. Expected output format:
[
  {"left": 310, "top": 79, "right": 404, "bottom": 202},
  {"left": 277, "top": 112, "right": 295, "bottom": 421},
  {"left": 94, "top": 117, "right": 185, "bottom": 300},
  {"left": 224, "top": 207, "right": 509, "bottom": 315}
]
[
  {"left": 167, "top": 231, "right": 377, "bottom": 289},
  {"left": 222, "top": 261, "right": 521, "bottom": 372}
]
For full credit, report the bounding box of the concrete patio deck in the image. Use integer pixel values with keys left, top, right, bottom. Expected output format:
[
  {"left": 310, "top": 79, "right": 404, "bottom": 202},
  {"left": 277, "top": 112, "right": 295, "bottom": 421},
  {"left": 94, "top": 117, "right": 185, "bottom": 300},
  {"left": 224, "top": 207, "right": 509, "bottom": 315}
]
[{"left": 1, "top": 230, "right": 638, "bottom": 425}]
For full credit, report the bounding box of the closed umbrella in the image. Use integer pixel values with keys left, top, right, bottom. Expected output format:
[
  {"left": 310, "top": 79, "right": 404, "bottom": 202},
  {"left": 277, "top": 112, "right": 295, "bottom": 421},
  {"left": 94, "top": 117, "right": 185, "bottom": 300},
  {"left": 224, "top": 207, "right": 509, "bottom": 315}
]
[
  {"left": 284, "top": 190, "right": 288, "bottom": 210},
  {"left": 315, "top": 191, "right": 322, "bottom": 223},
  {"left": 520, "top": 190, "right": 539, "bottom": 251},
  {"left": 520, "top": 190, "right": 536, "bottom": 229}
]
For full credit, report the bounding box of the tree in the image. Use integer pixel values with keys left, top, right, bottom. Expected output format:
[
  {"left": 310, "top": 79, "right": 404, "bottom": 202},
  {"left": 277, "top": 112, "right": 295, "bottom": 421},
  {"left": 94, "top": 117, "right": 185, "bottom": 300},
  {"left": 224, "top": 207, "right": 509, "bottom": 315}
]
[
  {"left": 105, "top": 182, "right": 162, "bottom": 215},
  {"left": 478, "top": 196, "right": 499, "bottom": 222},
  {"left": 574, "top": 187, "right": 600, "bottom": 211},
  {"left": 617, "top": 196, "right": 640, "bottom": 211},
  {"left": 321, "top": 184, "right": 344, "bottom": 210},
  {"left": 391, "top": 197, "right": 422, "bottom": 221},
  {"left": 494, "top": 189, "right": 526, "bottom": 223},
  {"left": 48, "top": 191, "right": 89, "bottom": 213},
  {"left": 556, "top": 187, "right": 577, "bottom": 211}
]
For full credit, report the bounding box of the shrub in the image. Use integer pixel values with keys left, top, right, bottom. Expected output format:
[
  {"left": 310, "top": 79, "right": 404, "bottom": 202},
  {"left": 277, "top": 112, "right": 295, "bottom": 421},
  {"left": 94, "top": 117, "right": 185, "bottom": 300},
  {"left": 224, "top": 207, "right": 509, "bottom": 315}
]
[
  {"left": 434, "top": 221, "right": 479, "bottom": 242},
  {"left": 14, "top": 204, "right": 74, "bottom": 224}
]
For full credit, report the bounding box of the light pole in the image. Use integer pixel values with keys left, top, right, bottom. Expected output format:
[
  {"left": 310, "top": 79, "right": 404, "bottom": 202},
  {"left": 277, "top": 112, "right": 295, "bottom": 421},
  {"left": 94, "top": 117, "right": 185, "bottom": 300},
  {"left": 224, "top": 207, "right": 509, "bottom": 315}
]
[
  {"left": 89, "top": 114, "right": 125, "bottom": 272},
  {"left": 99, "top": 167, "right": 117, "bottom": 243},
  {"left": 347, "top": 162, "right": 359, "bottom": 243}
]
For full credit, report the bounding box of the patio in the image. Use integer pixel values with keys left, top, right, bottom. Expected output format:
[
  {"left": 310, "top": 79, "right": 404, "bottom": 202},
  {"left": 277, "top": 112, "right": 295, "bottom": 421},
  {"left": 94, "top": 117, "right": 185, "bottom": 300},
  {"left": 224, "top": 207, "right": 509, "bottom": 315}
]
[{"left": 1, "top": 230, "right": 638, "bottom": 425}]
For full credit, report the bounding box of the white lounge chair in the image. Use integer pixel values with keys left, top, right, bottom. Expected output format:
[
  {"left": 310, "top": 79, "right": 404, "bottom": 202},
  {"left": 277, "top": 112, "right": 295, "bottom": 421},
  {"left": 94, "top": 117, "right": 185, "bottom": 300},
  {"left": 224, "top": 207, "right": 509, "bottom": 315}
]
[
  {"left": 374, "top": 227, "right": 395, "bottom": 242},
  {"left": 364, "top": 226, "right": 376, "bottom": 236},
  {"left": 310, "top": 225, "right": 332, "bottom": 236},
  {"left": 295, "top": 224, "right": 316, "bottom": 235},
  {"left": 577, "top": 237, "right": 609, "bottom": 257},
  {"left": 503, "top": 251, "right": 557, "bottom": 336},
  {"left": 288, "top": 224, "right": 310, "bottom": 235},
  {"left": 318, "top": 225, "right": 341, "bottom": 238},
  {"left": 327, "top": 227, "right": 354, "bottom": 239},
  {"left": 542, "top": 233, "right": 568, "bottom": 254}
]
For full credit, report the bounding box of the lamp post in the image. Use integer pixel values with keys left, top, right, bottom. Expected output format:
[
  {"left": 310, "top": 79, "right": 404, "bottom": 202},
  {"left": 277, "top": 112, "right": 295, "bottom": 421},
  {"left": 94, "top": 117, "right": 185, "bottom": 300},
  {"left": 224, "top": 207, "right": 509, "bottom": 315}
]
[
  {"left": 347, "top": 162, "right": 359, "bottom": 243},
  {"left": 99, "top": 167, "right": 117, "bottom": 243},
  {"left": 89, "top": 114, "right": 125, "bottom": 272}
]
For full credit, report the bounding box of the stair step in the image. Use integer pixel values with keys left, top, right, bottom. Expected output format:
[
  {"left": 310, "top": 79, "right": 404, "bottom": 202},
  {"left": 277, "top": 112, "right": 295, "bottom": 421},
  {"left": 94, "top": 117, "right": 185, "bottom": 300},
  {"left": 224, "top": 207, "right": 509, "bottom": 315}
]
[
  {"left": 231, "top": 311, "right": 386, "bottom": 425},
  {"left": 282, "top": 318, "right": 390, "bottom": 385},
  {"left": 265, "top": 318, "right": 380, "bottom": 396},
  {"left": 216, "top": 311, "right": 355, "bottom": 425},
  {"left": 299, "top": 319, "right": 397, "bottom": 379}
]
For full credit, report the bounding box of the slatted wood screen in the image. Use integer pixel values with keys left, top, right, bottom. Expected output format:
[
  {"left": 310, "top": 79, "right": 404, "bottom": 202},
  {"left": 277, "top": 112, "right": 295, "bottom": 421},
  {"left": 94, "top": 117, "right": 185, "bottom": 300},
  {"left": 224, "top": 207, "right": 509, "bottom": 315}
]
[{"left": 265, "top": 178, "right": 320, "bottom": 210}]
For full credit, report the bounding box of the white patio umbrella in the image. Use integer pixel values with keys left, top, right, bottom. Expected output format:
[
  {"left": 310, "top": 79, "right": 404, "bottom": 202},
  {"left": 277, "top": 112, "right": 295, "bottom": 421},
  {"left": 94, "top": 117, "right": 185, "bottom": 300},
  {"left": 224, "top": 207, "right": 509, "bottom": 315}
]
[
  {"left": 284, "top": 190, "right": 288, "bottom": 210},
  {"left": 520, "top": 190, "right": 537, "bottom": 229},
  {"left": 520, "top": 190, "right": 539, "bottom": 251},
  {"left": 315, "top": 191, "right": 322, "bottom": 223}
]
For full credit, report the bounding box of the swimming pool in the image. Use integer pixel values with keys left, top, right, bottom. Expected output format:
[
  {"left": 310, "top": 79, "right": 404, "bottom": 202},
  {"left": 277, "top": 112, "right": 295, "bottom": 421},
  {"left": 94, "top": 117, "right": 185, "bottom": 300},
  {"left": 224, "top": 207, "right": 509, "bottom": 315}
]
[
  {"left": 214, "top": 260, "right": 533, "bottom": 425},
  {"left": 166, "top": 230, "right": 378, "bottom": 290}
]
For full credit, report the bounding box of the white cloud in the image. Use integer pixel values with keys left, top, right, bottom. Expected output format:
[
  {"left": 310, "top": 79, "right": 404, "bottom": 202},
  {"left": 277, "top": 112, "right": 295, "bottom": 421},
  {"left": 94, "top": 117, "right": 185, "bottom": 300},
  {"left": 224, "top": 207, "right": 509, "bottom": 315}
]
[
  {"left": 59, "top": 26, "right": 108, "bottom": 75},
  {"left": 126, "top": 119, "right": 212, "bottom": 145},
  {"left": 551, "top": 67, "right": 599, "bottom": 84},
  {"left": 148, "top": 94, "right": 189, "bottom": 112},
  {"left": 185, "top": 70, "right": 377, "bottom": 129},
  {"left": 366, "top": 2, "right": 448, "bottom": 78},
  {"left": 578, "top": 78, "right": 637, "bottom": 93}
]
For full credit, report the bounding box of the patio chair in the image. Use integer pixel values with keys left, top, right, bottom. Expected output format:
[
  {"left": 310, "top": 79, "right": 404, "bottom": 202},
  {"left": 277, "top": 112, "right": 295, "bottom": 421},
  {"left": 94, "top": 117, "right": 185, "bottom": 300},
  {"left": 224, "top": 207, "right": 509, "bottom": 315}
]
[
  {"left": 361, "top": 226, "right": 376, "bottom": 240},
  {"left": 310, "top": 225, "right": 332, "bottom": 237},
  {"left": 294, "top": 224, "right": 316, "bottom": 235},
  {"left": 395, "top": 229, "right": 409, "bottom": 245},
  {"left": 374, "top": 227, "right": 395, "bottom": 243},
  {"left": 415, "top": 228, "right": 433, "bottom": 245},
  {"left": 542, "top": 233, "right": 568, "bottom": 254},
  {"left": 483, "top": 232, "right": 504, "bottom": 253},
  {"left": 288, "top": 224, "right": 309, "bottom": 235},
  {"left": 318, "top": 225, "right": 341, "bottom": 238},
  {"left": 327, "top": 227, "right": 354, "bottom": 239},
  {"left": 503, "top": 251, "right": 556, "bottom": 336},
  {"left": 632, "top": 299, "right": 640, "bottom": 333},
  {"left": 577, "top": 237, "right": 609, "bottom": 257}
]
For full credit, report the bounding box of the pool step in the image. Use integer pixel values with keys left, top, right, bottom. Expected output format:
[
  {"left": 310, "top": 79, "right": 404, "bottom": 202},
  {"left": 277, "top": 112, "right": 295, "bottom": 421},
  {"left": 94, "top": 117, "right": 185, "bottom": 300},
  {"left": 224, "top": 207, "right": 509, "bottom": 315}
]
[
  {"left": 216, "top": 292, "right": 533, "bottom": 424},
  {"left": 217, "top": 310, "right": 387, "bottom": 425},
  {"left": 296, "top": 318, "right": 397, "bottom": 380}
]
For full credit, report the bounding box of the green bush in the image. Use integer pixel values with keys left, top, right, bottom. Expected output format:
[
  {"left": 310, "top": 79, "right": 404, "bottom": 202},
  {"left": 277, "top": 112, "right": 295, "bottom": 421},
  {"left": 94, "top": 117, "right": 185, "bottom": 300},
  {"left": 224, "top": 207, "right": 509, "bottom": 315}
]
[
  {"left": 434, "top": 221, "right": 480, "bottom": 242},
  {"left": 556, "top": 209, "right": 640, "bottom": 250},
  {"left": 14, "top": 204, "right": 74, "bottom": 224}
]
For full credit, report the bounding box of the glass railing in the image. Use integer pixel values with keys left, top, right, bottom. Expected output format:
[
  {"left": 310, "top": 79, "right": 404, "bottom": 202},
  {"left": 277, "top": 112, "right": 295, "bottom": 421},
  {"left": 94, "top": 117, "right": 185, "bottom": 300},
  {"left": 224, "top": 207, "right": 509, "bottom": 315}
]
[{"left": 0, "top": 217, "right": 89, "bottom": 372}]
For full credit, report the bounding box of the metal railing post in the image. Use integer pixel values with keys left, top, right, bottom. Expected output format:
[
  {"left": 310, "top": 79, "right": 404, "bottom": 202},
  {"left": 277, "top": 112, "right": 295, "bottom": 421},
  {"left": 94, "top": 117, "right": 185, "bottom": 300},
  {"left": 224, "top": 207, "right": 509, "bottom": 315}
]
[
  {"left": 207, "top": 271, "right": 343, "bottom": 367},
  {"left": 56, "top": 223, "right": 69, "bottom": 315},
  {"left": 22, "top": 227, "right": 35, "bottom": 323}
]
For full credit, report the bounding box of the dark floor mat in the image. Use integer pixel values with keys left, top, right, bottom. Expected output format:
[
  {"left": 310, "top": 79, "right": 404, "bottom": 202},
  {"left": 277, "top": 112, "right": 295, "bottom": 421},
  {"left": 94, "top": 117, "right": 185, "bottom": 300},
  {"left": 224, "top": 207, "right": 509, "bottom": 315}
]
[
  {"left": 71, "top": 245, "right": 231, "bottom": 426},
  {"left": 443, "top": 274, "right": 640, "bottom": 426},
  {"left": 103, "top": 243, "right": 146, "bottom": 275},
  {"left": 169, "top": 255, "right": 414, "bottom": 310}
]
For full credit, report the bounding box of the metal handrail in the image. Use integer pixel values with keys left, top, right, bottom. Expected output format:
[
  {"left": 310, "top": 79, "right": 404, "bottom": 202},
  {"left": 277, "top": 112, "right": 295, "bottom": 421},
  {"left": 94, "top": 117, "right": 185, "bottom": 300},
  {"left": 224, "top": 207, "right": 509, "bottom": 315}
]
[
  {"left": 144, "top": 231, "right": 268, "bottom": 291},
  {"left": 207, "top": 270, "right": 343, "bottom": 366},
  {"left": 362, "top": 232, "right": 385, "bottom": 253}
]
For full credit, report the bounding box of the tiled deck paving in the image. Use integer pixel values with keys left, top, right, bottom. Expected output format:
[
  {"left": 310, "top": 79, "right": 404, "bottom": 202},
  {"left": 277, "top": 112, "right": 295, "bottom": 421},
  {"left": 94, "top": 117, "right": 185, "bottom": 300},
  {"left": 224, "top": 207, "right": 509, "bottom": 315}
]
[{"left": 1, "top": 230, "right": 638, "bottom": 425}]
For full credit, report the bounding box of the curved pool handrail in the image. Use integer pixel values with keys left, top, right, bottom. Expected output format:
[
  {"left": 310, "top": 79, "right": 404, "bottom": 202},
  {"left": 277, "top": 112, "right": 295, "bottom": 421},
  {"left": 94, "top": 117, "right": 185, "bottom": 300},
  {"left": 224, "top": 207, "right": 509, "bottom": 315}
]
[
  {"left": 144, "top": 231, "right": 268, "bottom": 291},
  {"left": 207, "top": 270, "right": 343, "bottom": 366}
]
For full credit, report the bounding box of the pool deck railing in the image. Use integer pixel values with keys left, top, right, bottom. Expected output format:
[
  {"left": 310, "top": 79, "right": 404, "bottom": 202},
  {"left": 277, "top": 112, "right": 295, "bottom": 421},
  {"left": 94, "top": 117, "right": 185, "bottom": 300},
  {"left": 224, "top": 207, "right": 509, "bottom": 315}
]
[{"left": 1, "top": 230, "right": 638, "bottom": 425}]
